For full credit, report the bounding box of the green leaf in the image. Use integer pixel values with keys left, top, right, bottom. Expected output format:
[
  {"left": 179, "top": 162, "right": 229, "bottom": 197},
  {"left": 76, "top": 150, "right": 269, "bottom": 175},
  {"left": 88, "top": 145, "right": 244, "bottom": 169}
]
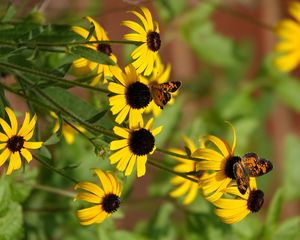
[
  {"left": 283, "top": 134, "right": 300, "bottom": 200},
  {"left": 155, "top": 0, "right": 186, "bottom": 22},
  {"left": 0, "top": 201, "right": 23, "bottom": 240},
  {"left": 0, "top": 175, "right": 11, "bottom": 215},
  {"left": 273, "top": 217, "right": 300, "bottom": 240},
  {"left": 69, "top": 46, "right": 115, "bottom": 65},
  {"left": 0, "top": 4, "right": 16, "bottom": 22}
]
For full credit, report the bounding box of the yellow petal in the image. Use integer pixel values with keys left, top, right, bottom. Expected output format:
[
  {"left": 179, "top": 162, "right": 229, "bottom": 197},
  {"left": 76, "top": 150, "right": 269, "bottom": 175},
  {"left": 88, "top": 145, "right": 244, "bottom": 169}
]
[
  {"left": 129, "top": 109, "right": 143, "bottom": 129},
  {"left": 0, "top": 133, "right": 8, "bottom": 142},
  {"left": 76, "top": 192, "right": 101, "bottom": 203},
  {"left": 5, "top": 107, "right": 18, "bottom": 135},
  {"left": 115, "top": 105, "right": 130, "bottom": 124},
  {"left": 7, "top": 151, "right": 21, "bottom": 175},
  {"left": 110, "top": 147, "right": 131, "bottom": 164},
  {"left": 289, "top": 2, "right": 300, "bottom": 24},
  {"left": 110, "top": 139, "right": 128, "bottom": 151},
  {"left": 108, "top": 82, "right": 126, "bottom": 94},
  {"left": 18, "top": 114, "right": 37, "bottom": 137},
  {"left": 130, "top": 10, "right": 150, "bottom": 32},
  {"left": 183, "top": 183, "right": 199, "bottom": 205},
  {"left": 125, "top": 154, "right": 136, "bottom": 176},
  {"left": 20, "top": 148, "right": 33, "bottom": 162},
  {"left": 170, "top": 181, "right": 191, "bottom": 198},
  {"left": 136, "top": 155, "right": 147, "bottom": 177},
  {"left": 23, "top": 141, "right": 43, "bottom": 149},
  {"left": 140, "top": 7, "right": 154, "bottom": 31},
  {"left": 112, "top": 126, "right": 130, "bottom": 139},
  {"left": 95, "top": 169, "right": 113, "bottom": 194},
  {"left": 122, "top": 20, "right": 146, "bottom": 35},
  {"left": 85, "top": 16, "right": 108, "bottom": 41},
  {"left": 0, "top": 148, "right": 10, "bottom": 167},
  {"left": 206, "top": 135, "right": 231, "bottom": 158},
  {"left": 75, "top": 181, "right": 104, "bottom": 198},
  {"left": 192, "top": 149, "right": 224, "bottom": 161},
  {"left": 0, "top": 118, "right": 13, "bottom": 138}
]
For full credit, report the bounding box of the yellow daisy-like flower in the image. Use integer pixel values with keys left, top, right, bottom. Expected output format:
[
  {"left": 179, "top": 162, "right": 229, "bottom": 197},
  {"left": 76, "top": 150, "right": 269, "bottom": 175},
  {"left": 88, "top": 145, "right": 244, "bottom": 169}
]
[
  {"left": 72, "top": 16, "right": 121, "bottom": 85},
  {"left": 108, "top": 64, "right": 153, "bottom": 128},
  {"left": 169, "top": 137, "right": 207, "bottom": 205},
  {"left": 213, "top": 178, "right": 264, "bottom": 224},
  {"left": 75, "top": 169, "right": 122, "bottom": 225},
  {"left": 109, "top": 118, "right": 162, "bottom": 177},
  {"left": 123, "top": 7, "right": 161, "bottom": 76},
  {"left": 274, "top": 1, "right": 300, "bottom": 72},
  {"left": 142, "top": 58, "right": 174, "bottom": 117},
  {"left": 50, "top": 112, "right": 85, "bottom": 145},
  {"left": 192, "top": 124, "right": 238, "bottom": 202},
  {"left": 0, "top": 107, "right": 43, "bottom": 175}
]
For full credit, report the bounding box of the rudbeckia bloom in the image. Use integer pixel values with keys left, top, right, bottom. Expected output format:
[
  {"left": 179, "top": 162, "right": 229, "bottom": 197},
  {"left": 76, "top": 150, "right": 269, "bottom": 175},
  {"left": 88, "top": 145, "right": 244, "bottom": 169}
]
[
  {"left": 169, "top": 137, "right": 207, "bottom": 205},
  {"left": 72, "top": 16, "right": 121, "bottom": 85},
  {"left": 213, "top": 178, "right": 264, "bottom": 224},
  {"left": 0, "top": 107, "right": 43, "bottom": 175},
  {"left": 109, "top": 118, "right": 162, "bottom": 177},
  {"left": 192, "top": 124, "right": 239, "bottom": 202},
  {"left": 274, "top": 1, "right": 300, "bottom": 72},
  {"left": 108, "top": 64, "right": 152, "bottom": 128},
  {"left": 75, "top": 169, "right": 122, "bottom": 225},
  {"left": 123, "top": 7, "right": 161, "bottom": 76},
  {"left": 50, "top": 112, "right": 85, "bottom": 144}
]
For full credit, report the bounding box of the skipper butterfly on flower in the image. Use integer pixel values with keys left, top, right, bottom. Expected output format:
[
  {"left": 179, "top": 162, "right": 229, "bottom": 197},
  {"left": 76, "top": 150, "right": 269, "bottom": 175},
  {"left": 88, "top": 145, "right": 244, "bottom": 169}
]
[
  {"left": 150, "top": 81, "right": 181, "bottom": 109},
  {"left": 233, "top": 152, "right": 273, "bottom": 194}
]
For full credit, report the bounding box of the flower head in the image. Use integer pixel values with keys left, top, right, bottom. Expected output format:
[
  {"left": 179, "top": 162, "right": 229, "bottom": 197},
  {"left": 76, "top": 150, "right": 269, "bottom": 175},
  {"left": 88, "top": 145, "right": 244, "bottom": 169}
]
[
  {"left": 169, "top": 137, "right": 207, "bottom": 205},
  {"left": 192, "top": 124, "right": 237, "bottom": 202},
  {"left": 123, "top": 7, "right": 161, "bottom": 76},
  {"left": 213, "top": 178, "right": 264, "bottom": 224},
  {"left": 274, "top": 1, "right": 300, "bottom": 72},
  {"left": 50, "top": 112, "right": 85, "bottom": 144},
  {"left": 108, "top": 64, "right": 153, "bottom": 128},
  {"left": 0, "top": 107, "right": 43, "bottom": 175},
  {"left": 72, "top": 16, "right": 121, "bottom": 85},
  {"left": 109, "top": 118, "right": 162, "bottom": 177},
  {"left": 75, "top": 169, "right": 122, "bottom": 225}
]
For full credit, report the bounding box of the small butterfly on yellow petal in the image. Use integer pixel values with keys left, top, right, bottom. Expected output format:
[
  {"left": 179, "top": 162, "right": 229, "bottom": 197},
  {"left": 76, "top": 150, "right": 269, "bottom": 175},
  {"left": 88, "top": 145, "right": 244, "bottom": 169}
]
[
  {"left": 150, "top": 81, "right": 181, "bottom": 109},
  {"left": 233, "top": 152, "right": 273, "bottom": 194}
]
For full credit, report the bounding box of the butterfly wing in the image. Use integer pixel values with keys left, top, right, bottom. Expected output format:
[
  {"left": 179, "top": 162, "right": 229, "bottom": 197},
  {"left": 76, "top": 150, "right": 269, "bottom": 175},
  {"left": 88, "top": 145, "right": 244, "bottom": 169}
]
[
  {"left": 248, "top": 158, "right": 273, "bottom": 177},
  {"left": 159, "top": 81, "right": 181, "bottom": 92},
  {"left": 233, "top": 162, "right": 250, "bottom": 194}
]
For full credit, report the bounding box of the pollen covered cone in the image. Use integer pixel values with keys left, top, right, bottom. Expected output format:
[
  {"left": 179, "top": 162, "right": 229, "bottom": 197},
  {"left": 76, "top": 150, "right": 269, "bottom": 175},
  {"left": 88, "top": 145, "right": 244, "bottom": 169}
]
[
  {"left": 213, "top": 178, "right": 264, "bottom": 224},
  {"left": 274, "top": 1, "right": 300, "bottom": 72},
  {"left": 123, "top": 7, "right": 161, "bottom": 76},
  {"left": 108, "top": 64, "right": 152, "bottom": 128},
  {"left": 0, "top": 107, "right": 43, "bottom": 175},
  {"left": 72, "top": 16, "right": 121, "bottom": 85},
  {"left": 109, "top": 118, "right": 162, "bottom": 177},
  {"left": 169, "top": 137, "right": 208, "bottom": 205},
  {"left": 75, "top": 169, "right": 122, "bottom": 225},
  {"left": 192, "top": 124, "right": 237, "bottom": 202},
  {"left": 50, "top": 111, "right": 85, "bottom": 144}
]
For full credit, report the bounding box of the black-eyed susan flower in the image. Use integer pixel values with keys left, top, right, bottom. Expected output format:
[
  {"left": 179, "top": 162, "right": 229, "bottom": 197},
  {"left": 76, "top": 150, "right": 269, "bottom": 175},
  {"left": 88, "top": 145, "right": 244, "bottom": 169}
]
[
  {"left": 108, "top": 64, "right": 152, "bottom": 128},
  {"left": 72, "top": 16, "right": 121, "bottom": 85},
  {"left": 169, "top": 137, "right": 207, "bottom": 205},
  {"left": 192, "top": 124, "right": 238, "bottom": 202},
  {"left": 0, "top": 107, "right": 43, "bottom": 175},
  {"left": 50, "top": 112, "right": 85, "bottom": 144},
  {"left": 274, "top": 1, "right": 300, "bottom": 72},
  {"left": 141, "top": 58, "right": 175, "bottom": 116},
  {"left": 123, "top": 7, "right": 161, "bottom": 76},
  {"left": 75, "top": 169, "right": 122, "bottom": 225},
  {"left": 109, "top": 118, "right": 162, "bottom": 177},
  {"left": 213, "top": 178, "right": 264, "bottom": 224}
]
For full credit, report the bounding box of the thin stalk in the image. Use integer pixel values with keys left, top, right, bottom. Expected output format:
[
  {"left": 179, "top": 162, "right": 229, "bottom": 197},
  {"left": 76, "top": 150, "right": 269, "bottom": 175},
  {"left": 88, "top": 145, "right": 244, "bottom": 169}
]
[
  {"left": 156, "top": 147, "right": 202, "bottom": 162},
  {"left": 33, "top": 153, "right": 78, "bottom": 184},
  {"left": 0, "top": 61, "right": 110, "bottom": 94},
  {"left": 148, "top": 158, "right": 198, "bottom": 183},
  {"left": 33, "top": 184, "right": 76, "bottom": 198}
]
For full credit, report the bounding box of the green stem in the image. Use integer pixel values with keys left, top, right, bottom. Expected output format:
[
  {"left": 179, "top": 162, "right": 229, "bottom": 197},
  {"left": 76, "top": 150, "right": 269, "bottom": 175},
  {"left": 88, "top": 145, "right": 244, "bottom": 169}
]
[
  {"left": 33, "top": 153, "right": 78, "bottom": 184},
  {"left": 33, "top": 184, "right": 76, "bottom": 198},
  {"left": 156, "top": 147, "right": 202, "bottom": 162},
  {"left": 0, "top": 61, "right": 110, "bottom": 94},
  {"left": 148, "top": 158, "right": 198, "bottom": 183}
]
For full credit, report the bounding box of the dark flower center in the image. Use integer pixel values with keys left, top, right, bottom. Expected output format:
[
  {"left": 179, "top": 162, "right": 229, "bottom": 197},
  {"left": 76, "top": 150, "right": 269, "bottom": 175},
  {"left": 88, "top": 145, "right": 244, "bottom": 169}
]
[
  {"left": 7, "top": 135, "right": 24, "bottom": 152},
  {"left": 126, "top": 82, "right": 152, "bottom": 109},
  {"left": 102, "top": 193, "right": 121, "bottom": 213},
  {"left": 224, "top": 156, "right": 241, "bottom": 179},
  {"left": 247, "top": 190, "right": 264, "bottom": 212},
  {"left": 147, "top": 31, "right": 161, "bottom": 52},
  {"left": 97, "top": 43, "right": 112, "bottom": 56},
  {"left": 129, "top": 128, "right": 155, "bottom": 156}
]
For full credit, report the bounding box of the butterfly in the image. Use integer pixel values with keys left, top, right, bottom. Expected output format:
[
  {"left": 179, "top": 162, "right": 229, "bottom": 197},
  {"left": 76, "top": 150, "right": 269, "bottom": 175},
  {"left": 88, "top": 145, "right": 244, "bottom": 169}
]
[
  {"left": 233, "top": 152, "right": 273, "bottom": 194},
  {"left": 149, "top": 81, "right": 181, "bottom": 109}
]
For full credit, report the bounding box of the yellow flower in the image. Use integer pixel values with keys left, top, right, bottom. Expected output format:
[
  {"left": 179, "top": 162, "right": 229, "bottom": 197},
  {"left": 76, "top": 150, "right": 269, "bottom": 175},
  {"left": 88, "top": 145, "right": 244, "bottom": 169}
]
[
  {"left": 72, "top": 16, "right": 121, "bottom": 85},
  {"left": 109, "top": 118, "right": 162, "bottom": 177},
  {"left": 0, "top": 107, "right": 43, "bottom": 175},
  {"left": 75, "top": 169, "right": 122, "bottom": 225},
  {"left": 169, "top": 137, "right": 207, "bottom": 205},
  {"left": 142, "top": 58, "right": 174, "bottom": 116},
  {"left": 123, "top": 7, "right": 161, "bottom": 76},
  {"left": 213, "top": 178, "right": 264, "bottom": 224},
  {"left": 108, "top": 64, "right": 152, "bottom": 128},
  {"left": 50, "top": 112, "right": 85, "bottom": 144},
  {"left": 274, "top": 1, "right": 300, "bottom": 72},
  {"left": 192, "top": 124, "right": 238, "bottom": 202}
]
